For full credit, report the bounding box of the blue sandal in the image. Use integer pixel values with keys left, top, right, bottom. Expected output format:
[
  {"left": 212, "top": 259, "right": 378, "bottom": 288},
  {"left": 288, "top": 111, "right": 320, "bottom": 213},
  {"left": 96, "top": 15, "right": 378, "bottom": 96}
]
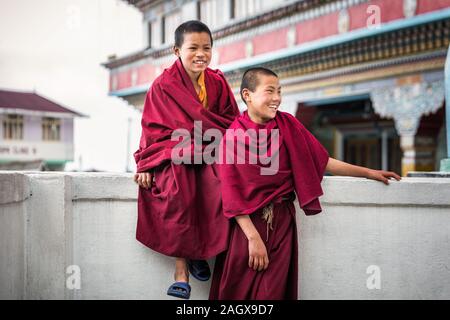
[
  {"left": 167, "top": 281, "right": 191, "bottom": 299},
  {"left": 187, "top": 259, "right": 211, "bottom": 281}
]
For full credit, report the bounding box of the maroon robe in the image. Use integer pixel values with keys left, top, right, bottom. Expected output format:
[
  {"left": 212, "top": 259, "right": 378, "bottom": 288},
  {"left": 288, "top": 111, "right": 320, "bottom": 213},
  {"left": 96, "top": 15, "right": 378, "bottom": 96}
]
[
  {"left": 134, "top": 59, "right": 239, "bottom": 259},
  {"left": 209, "top": 111, "right": 329, "bottom": 300}
]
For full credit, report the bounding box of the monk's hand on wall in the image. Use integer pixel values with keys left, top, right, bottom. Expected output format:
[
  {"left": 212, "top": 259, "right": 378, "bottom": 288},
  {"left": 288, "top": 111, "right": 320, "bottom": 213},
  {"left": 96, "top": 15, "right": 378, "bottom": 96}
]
[{"left": 366, "top": 169, "right": 402, "bottom": 185}]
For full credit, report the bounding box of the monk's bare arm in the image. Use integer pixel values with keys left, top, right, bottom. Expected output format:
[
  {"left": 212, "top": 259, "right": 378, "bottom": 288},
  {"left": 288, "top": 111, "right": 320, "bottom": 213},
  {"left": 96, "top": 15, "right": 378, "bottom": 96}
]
[
  {"left": 235, "top": 215, "right": 269, "bottom": 271},
  {"left": 325, "top": 157, "right": 401, "bottom": 185},
  {"left": 326, "top": 157, "right": 370, "bottom": 177}
]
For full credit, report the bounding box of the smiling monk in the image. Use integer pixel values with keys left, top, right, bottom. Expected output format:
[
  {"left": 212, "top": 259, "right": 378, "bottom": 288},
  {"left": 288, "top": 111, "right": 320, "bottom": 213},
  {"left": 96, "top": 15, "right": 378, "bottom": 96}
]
[
  {"left": 133, "top": 20, "right": 239, "bottom": 299},
  {"left": 209, "top": 67, "right": 401, "bottom": 300}
]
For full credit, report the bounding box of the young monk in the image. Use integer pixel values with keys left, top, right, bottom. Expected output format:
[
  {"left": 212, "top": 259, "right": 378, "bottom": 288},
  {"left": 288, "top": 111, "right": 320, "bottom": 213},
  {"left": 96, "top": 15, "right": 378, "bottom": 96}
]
[
  {"left": 133, "top": 21, "right": 239, "bottom": 299},
  {"left": 209, "top": 67, "right": 401, "bottom": 300}
]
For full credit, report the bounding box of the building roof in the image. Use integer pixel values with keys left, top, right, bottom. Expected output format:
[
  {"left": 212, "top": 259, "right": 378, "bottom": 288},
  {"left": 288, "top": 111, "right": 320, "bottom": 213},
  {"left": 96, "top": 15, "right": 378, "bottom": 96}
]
[{"left": 0, "top": 89, "right": 83, "bottom": 116}]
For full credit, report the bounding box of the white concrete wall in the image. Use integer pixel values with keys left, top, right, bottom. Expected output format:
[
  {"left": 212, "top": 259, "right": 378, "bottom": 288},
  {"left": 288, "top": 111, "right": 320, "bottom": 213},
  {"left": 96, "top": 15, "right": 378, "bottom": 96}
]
[
  {"left": 0, "top": 172, "right": 28, "bottom": 299},
  {"left": 1, "top": 172, "right": 450, "bottom": 300},
  {"left": 299, "top": 177, "right": 450, "bottom": 300}
]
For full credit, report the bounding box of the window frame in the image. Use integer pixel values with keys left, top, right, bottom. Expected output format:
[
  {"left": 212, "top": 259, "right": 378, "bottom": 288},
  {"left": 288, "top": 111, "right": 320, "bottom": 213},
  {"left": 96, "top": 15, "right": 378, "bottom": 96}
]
[{"left": 2, "top": 114, "right": 24, "bottom": 140}]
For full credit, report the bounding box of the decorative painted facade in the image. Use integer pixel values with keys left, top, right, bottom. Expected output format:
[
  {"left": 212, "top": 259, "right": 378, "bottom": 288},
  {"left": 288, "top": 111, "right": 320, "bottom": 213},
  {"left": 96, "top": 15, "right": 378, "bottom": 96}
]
[{"left": 104, "top": 0, "right": 450, "bottom": 176}]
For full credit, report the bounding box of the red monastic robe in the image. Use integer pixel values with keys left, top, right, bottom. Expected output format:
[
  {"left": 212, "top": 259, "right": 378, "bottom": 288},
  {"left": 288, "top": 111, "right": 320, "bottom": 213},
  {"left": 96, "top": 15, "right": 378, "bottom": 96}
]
[
  {"left": 209, "top": 111, "right": 329, "bottom": 300},
  {"left": 134, "top": 59, "right": 239, "bottom": 259}
]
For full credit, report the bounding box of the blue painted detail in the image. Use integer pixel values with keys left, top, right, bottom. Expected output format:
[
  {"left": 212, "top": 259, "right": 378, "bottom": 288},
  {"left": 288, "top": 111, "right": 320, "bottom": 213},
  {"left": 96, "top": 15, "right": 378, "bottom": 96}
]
[
  {"left": 220, "top": 8, "right": 450, "bottom": 72},
  {"left": 445, "top": 44, "right": 450, "bottom": 158},
  {"left": 109, "top": 84, "right": 150, "bottom": 97}
]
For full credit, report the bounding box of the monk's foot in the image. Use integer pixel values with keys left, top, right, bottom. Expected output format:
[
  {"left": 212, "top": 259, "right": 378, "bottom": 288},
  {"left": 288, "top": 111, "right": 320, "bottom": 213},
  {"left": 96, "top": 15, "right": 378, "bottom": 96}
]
[
  {"left": 174, "top": 269, "right": 189, "bottom": 283},
  {"left": 167, "top": 266, "right": 190, "bottom": 299},
  {"left": 174, "top": 258, "right": 189, "bottom": 283}
]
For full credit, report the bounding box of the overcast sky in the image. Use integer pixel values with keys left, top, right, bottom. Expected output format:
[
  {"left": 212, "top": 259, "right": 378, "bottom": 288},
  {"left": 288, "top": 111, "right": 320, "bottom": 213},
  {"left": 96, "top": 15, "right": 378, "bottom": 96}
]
[{"left": 0, "top": 0, "right": 145, "bottom": 172}]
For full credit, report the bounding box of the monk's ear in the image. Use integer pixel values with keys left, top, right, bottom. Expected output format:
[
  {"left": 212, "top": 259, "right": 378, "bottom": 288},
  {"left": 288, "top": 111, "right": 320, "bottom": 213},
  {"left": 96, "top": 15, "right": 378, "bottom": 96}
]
[
  {"left": 173, "top": 46, "right": 180, "bottom": 57},
  {"left": 242, "top": 88, "right": 251, "bottom": 102}
]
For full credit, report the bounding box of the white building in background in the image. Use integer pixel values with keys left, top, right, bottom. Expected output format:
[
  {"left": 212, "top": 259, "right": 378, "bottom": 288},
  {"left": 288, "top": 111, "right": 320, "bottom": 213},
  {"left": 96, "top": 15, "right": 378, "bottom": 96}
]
[{"left": 0, "top": 89, "right": 83, "bottom": 171}]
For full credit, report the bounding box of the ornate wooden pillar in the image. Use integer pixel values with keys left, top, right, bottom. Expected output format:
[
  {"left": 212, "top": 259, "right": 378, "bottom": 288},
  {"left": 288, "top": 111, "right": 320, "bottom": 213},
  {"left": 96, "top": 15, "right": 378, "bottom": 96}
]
[
  {"left": 371, "top": 79, "right": 445, "bottom": 176},
  {"left": 441, "top": 45, "right": 450, "bottom": 172}
]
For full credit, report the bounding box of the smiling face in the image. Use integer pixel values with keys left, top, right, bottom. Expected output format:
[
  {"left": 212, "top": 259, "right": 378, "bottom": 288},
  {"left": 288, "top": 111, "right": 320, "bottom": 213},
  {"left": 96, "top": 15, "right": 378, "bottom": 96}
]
[
  {"left": 173, "top": 32, "right": 212, "bottom": 81},
  {"left": 242, "top": 74, "right": 281, "bottom": 124}
]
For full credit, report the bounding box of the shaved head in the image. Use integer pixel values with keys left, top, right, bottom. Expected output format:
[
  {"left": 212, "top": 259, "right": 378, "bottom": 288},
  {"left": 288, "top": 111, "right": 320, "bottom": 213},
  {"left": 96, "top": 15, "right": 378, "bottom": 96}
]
[{"left": 240, "top": 67, "right": 278, "bottom": 104}]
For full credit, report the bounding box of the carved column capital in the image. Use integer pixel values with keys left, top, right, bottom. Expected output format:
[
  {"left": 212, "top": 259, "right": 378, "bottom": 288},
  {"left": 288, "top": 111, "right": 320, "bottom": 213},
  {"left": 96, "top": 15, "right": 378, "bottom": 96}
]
[{"left": 371, "top": 80, "right": 445, "bottom": 137}]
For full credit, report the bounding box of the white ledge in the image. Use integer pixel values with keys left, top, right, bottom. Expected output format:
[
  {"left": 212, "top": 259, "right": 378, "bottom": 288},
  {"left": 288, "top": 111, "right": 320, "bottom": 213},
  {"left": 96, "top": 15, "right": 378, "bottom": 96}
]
[
  {"left": 0, "top": 172, "right": 30, "bottom": 205},
  {"left": 1, "top": 172, "right": 450, "bottom": 300}
]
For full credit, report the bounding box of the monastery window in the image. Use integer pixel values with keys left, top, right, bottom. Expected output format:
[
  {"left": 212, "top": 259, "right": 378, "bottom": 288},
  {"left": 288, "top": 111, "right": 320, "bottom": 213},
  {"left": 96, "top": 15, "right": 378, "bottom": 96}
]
[
  {"left": 42, "top": 117, "right": 60, "bottom": 141},
  {"left": 199, "top": 0, "right": 229, "bottom": 30},
  {"left": 2, "top": 114, "right": 23, "bottom": 140},
  {"left": 260, "top": 0, "right": 285, "bottom": 11},
  {"left": 181, "top": 1, "right": 199, "bottom": 21},
  {"left": 147, "top": 21, "right": 152, "bottom": 48},
  {"left": 147, "top": 19, "right": 161, "bottom": 48},
  {"left": 234, "top": 0, "right": 286, "bottom": 19},
  {"left": 162, "top": 10, "right": 182, "bottom": 44}
]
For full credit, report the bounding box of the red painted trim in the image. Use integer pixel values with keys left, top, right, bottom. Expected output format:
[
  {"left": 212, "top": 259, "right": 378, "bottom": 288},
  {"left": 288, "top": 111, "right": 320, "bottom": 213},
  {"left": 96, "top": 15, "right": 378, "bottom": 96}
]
[
  {"left": 137, "top": 64, "right": 155, "bottom": 85},
  {"left": 296, "top": 12, "right": 339, "bottom": 44},
  {"left": 218, "top": 41, "right": 247, "bottom": 64},
  {"left": 349, "top": 0, "right": 404, "bottom": 30},
  {"left": 117, "top": 71, "right": 131, "bottom": 91},
  {"left": 417, "top": 0, "right": 450, "bottom": 14},
  {"left": 253, "top": 27, "right": 289, "bottom": 55}
]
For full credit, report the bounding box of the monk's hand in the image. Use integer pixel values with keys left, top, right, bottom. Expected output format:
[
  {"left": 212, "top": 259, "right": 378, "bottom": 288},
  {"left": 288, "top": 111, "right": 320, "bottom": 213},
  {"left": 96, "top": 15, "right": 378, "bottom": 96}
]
[
  {"left": 133, "top": 172, "right": 153, "bottom": 189},
  {"left": 248, "top": 236, "right": 269, "bottom": 272},
  {"left": 366, "top": 169, "right": 401, "bottom": 185}
]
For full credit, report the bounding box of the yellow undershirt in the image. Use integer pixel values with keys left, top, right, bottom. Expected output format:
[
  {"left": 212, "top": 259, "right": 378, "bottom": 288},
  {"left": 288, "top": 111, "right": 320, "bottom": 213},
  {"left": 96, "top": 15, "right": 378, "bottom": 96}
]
[{"left": 197, "top": 71, "right": 208, "bottom": 109}]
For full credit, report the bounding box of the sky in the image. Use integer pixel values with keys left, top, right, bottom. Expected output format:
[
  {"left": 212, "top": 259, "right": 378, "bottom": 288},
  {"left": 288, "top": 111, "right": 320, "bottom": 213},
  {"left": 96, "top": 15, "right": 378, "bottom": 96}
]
[{"left": 0, "top": 0, "right": 145, "bottom": 172}]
